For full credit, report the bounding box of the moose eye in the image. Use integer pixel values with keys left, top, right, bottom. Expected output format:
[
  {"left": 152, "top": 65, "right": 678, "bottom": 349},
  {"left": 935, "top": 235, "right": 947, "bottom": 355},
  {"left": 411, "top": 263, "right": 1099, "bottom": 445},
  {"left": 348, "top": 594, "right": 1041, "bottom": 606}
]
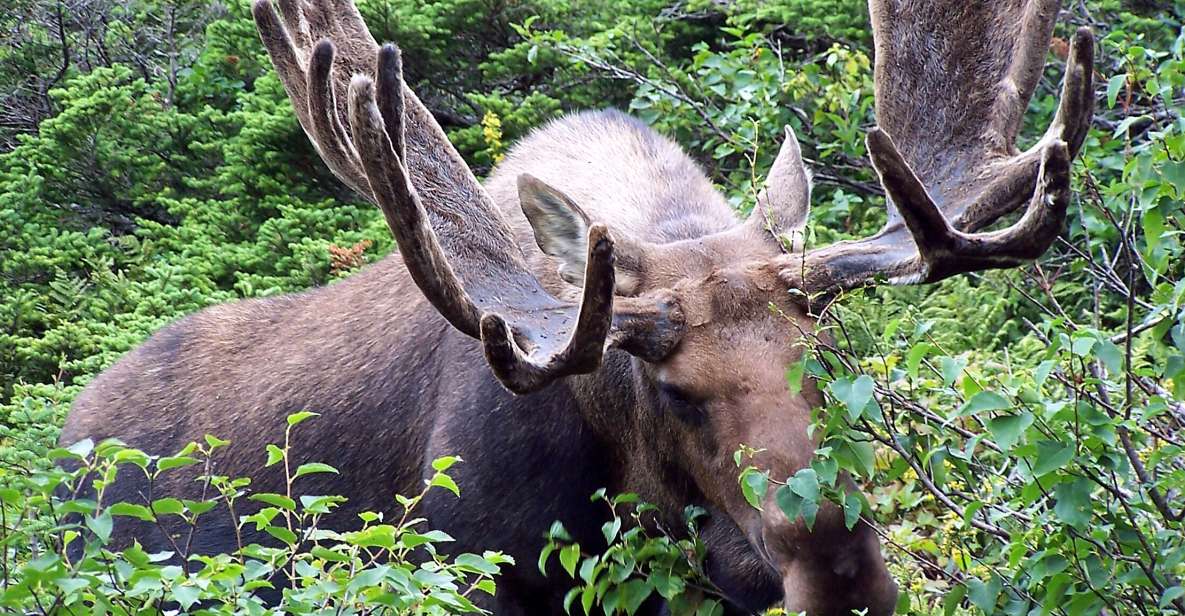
[{"left": 658, "top": 383, "right": 707, "bottom": 426}]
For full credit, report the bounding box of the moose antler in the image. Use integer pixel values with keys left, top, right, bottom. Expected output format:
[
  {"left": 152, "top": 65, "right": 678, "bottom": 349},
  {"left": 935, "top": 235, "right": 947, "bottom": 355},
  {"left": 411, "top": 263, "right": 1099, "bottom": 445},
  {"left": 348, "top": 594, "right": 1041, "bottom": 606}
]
[
  {"left": 784, "top": 0, "right": 1094, "bottom": 294},
  {"left": 253, "top": 0, "right": 682, "bottom": 393}
]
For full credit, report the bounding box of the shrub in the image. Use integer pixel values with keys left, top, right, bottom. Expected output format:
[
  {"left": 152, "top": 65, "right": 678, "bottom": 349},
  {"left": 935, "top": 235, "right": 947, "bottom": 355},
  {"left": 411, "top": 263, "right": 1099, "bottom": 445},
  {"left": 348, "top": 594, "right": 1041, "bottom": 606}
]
[
  {"left": 0, "top": 413, "right": 511, "bottom": 614},
  {"left": 540, "top": 491, "right": 726, "bottom": 616}
]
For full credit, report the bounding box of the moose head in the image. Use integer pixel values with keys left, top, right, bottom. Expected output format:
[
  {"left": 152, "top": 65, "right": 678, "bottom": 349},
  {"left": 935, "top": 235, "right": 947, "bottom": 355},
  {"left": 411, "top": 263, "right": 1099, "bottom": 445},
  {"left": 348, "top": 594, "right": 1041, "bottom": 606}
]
[{"left": 252, "top": 0, "right": 1094, "bottom": 612}]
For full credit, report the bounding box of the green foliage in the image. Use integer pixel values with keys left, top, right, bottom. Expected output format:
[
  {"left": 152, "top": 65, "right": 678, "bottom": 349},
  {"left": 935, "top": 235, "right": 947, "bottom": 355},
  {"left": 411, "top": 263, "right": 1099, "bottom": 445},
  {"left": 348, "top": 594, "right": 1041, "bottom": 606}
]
[
  {"left": 689, "top": 0, "right": 870, "bottom": 47},
  {"left": 540, "top": 491, "right": 726, "bottom": 616},
  {"left": 0, "top": 0, "right": 390, "bottom": 408},
  {"left": 0, "top": 414, "right": 509, "bottom": 613}
]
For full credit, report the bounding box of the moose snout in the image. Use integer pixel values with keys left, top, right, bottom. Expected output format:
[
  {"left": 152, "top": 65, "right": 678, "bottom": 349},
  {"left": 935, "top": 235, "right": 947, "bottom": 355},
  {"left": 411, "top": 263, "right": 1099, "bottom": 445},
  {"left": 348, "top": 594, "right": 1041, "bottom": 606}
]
[{"left": 750, "top": 498, "right": 899, "bottom": 616}]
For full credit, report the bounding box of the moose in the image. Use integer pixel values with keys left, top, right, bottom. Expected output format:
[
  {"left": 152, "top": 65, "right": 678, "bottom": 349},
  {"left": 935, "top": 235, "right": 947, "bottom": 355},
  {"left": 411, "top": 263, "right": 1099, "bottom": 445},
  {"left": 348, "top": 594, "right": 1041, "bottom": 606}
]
[{"left": 60, "top": 0, "right": 1094, "bottom": 613}]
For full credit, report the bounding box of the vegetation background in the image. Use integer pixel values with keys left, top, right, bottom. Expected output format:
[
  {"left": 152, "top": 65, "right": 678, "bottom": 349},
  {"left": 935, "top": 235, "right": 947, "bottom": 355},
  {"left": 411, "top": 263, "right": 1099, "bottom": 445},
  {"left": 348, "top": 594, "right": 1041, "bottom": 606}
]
[{"left": 0, "top": 0, "right": 1183, "bottom": 614}]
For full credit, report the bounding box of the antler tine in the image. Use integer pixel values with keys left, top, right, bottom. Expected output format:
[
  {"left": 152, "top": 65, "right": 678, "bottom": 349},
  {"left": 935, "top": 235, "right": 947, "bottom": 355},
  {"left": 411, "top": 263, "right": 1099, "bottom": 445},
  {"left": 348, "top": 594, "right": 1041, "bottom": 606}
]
[
  {"left": 308, "top": 40, "right": 367, "bottom": 191},
  {"left": 346, "top": 68, "right": 481, "bottom": 336},
  {"left": 1054, "top": 27, "right": 1096, "bottom": 157},
  {"left": 375, "top": 44, "right": 407, "bottom": 161}
]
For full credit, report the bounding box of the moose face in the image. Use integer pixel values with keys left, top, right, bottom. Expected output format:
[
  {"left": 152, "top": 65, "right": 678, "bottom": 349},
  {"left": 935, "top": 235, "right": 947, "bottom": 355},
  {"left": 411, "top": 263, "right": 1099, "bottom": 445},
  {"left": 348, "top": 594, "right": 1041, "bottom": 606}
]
[
  {"left": 520, "top": 180, "right": 900, "bottom": 611},
  {"left": 609, "top": 232, "right": 899, "bottom": 616},
  {"left": 645, "top": 293, "right": 900, "bottom": 615}
]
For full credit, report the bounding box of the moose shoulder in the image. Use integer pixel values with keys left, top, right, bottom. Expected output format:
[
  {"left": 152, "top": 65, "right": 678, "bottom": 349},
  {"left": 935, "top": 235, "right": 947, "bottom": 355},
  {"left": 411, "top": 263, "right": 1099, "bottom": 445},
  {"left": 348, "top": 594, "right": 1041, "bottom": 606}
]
[{"left": 60, "top": 0, "right": 1094, "bottom": 613}]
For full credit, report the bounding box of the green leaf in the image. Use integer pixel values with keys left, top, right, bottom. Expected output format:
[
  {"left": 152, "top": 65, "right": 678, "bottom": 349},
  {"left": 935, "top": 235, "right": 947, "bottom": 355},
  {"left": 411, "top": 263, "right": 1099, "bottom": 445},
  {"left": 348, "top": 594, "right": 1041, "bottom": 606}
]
[
  {"left": 411, "top": 529, "right": 454, "bottom": 545},
  {"left": 906, "top": 342, "right": 934, "bottom": 379},
  {"left": 786, "top": 358, "right": 807, "bottom": 396},
  {"left": 311, "top": 546, "right": 351, "bottom": 562},
  {"left": 842, "top": 493, "right": 862, "bottom": 530},
  {"left": 841, "top": 440, "right": 876, "bottom": 478},
  {"left": 151, "top": 498, "right": 184, "bottom": 516},
  {"left": 1034, "top": 360, "right": 1056, "bottom": 388},
  {"left": 87, "top": 511, "right": 113, "bottom": 543},
  {"left": 582, "top": 583, "right": 596, "bottom": 615},
  {"left": 1032, "top": 440, "right": 1075, "bottom": 476},
  {"left": 286, "top": 411, "right": 319, "bottom": 427},
  {"left": 1096, "top": 341, "right": 1123, "bottom": 373},
  {"left": 1106, "top": 73, "right": 1128, "bottom": 108},
  {"left": 67, "top": 438, "right": 95, "bottom": 458},
  {"left": 811, "top": 456, "right": 838, "bottom": 486},
  {"left": 789, "top": 468, "right": 819, "bottom": 502},
  {"left": 1053, "top": 478, "right": 1093, "bottom": 528},
  {"left": 987, "top": 412, "right": 1034, "bottom": 450},
  {"left": 538, "top": 543, "right": 556, "bottom": 574},
  {"left": 960, "top": 390, "right": 1011, "bottom": 416},
  {"left": 112, "top": 448, "right": 151, "bottom": 468},
  {"left": 1072, "top": 335, "right": 1096, "bottom": 357},
  {"left": 563, "top": 587, "right": 579, "bottom": 614},
  {"left": 578, "top": 555, "right": 598, "bottom": 583},
  {"left": 429, "top": 472, "right": 461, "bottom": 497},
  {"left": 619, "top": 579, "right": 652, "bottom": 615},
  {"left": 739, "top": 467, "right": 768, "bottom": 509},
  {"left": 184, "top": 500, "right": 217, "bottom": 516},
  {"left": 776, "top": 484, "right": 802, "bottom": 521},
  {"left": 775, "top": 484, "right": 818, "bottom": 530},
  {"left": 1163, "top": 162, "right": 1185, "bottom": 199},
  {"left": 431, "top": 455, "right": 461, "bottom": 472},
  {"left": 265, "top": 444, "right": 284, "bottom": 466},
  {"left": 601, "top": 517, "right": 622, "bottom": 544},
  {"left": 831, "top": 375, "right": 875, "bottom": 422},
  {"left": 966, "top": 576, "right": 1002, "bottom": 613},
  {"left": 940, "top": 356, "right": 967, "bottom": 388},
  {"left": 250, "top": 493, "right": 296, "bottom": 511},
  {"left": 265, "top": 525, "right": 298, "bottom": 545},
  {"left": 943, "top": 584, "right": 968, "bottom": 615},
  {"left": 293, "top": 462, "right": 338, "bottom": 479},
  {"left": 109, "top": 502, "right": 155, "bottom": 522},
  {"left": 172, "top": 584, "right": 201, "bottom": 610},
  {"left": 349, "top": 525, "right": 397, "bottom": 548},
  {"left": 559, "top": 543, "right": 581, "bottom": 577},
  {"left": 896, "top": 589, "right": 912, "bottom": 614},
  {"left": 962, "top": 500, "right": 985, "bottom": 529},
  {"left": 697, "top": 599, "right": 724, "bottom": 616},
  {"left": 455, "top": 552, "right": 501, "bottom": 575},
  {"left": 156, "top": 455, "right": 200, "bottom": 473},
  {"left": 1161, "top": 586, "right": 1185, "bottom": 609}
]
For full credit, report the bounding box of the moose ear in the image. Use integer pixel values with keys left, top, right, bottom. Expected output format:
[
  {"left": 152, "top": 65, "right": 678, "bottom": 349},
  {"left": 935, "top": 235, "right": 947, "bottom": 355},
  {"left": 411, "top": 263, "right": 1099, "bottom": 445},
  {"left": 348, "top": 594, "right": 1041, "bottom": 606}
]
[
  {"left": 518, "top": 174, "right": 594, "bottom": 287},
  {"left": 518, "top": 174, "right": 646, "bottom": 294},
  {"left": 746, "top": 125, "right": 811, "bottom": 251}
]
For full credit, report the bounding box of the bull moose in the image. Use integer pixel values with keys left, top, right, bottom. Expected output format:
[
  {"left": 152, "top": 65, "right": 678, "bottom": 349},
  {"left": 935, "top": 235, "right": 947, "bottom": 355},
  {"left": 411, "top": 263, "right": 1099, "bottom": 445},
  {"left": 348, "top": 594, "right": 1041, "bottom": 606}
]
[{"left": 60, "top": 0, "right": 1095, "bottom": 613}]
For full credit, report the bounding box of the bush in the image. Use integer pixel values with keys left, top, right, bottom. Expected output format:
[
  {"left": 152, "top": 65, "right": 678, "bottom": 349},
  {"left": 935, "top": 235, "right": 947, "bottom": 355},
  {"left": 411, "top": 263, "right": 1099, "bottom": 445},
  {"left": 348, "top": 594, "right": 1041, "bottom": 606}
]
[
  {"left": 0, "top": 413, "right": 511, "bottom": 614},
  {"left": 540, "top": 491, "right": 726, "bottom": 616}
]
